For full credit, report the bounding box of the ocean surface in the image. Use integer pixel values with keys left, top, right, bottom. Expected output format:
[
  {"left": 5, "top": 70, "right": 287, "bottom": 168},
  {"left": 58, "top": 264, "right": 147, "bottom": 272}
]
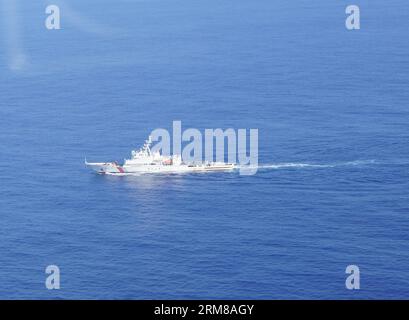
[{"left": 1, "top": 0, "right": 409, "bottom": 299}]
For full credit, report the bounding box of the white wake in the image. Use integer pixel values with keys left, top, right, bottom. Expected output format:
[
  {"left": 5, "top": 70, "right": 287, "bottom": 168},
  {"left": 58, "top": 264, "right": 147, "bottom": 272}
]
[{"left": 240, "top": 159, "right": 378, "bottom": 170}]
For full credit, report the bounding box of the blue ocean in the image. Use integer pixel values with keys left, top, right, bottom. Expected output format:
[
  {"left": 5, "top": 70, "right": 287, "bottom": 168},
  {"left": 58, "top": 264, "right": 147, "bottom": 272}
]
[{"left": 1, "top": 0, "right": 409, "bottom": 299}]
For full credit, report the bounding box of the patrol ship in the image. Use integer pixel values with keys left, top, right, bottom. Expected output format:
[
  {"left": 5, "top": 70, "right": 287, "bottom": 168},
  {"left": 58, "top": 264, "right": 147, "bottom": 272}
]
[{"left": 85, "top": 136, "right": 235, "bottom": 175}]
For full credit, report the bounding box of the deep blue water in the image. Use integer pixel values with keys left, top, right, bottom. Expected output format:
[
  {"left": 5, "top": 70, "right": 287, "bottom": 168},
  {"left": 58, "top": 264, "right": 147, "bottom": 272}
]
[{"left": 1, "top": 0, "right": 409, "bottom": 299}]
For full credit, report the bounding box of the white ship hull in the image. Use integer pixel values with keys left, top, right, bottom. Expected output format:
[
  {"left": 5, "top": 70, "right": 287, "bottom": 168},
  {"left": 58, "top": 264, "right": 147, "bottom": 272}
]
[{"left": 86, "top": 161, "right": 235, "bottom": 175}]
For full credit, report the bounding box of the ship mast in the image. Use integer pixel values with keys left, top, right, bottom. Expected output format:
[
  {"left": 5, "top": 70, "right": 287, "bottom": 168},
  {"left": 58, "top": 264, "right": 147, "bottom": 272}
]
[{"left": 143, "top": 136, "right": 152, "bottom": 156}]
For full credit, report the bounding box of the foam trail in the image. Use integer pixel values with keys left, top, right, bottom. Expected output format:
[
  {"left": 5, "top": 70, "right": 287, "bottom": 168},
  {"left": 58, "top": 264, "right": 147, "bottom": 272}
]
[
  {"left": 342, "top": 159, "right": 377, "bottom": 166},
  {"left": 239, "top": 159, "right": 378, "bottom": 171},
  {"left": 257, "top": 163, "right": 335, "bottom": 169}
]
